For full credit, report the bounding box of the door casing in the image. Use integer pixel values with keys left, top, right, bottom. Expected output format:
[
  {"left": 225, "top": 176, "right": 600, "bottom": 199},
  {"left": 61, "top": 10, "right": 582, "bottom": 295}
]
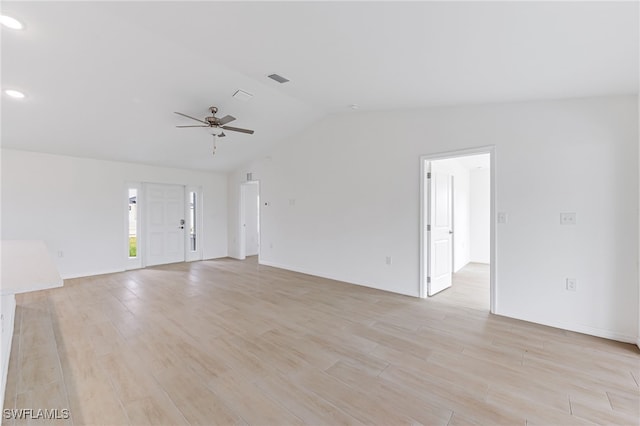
[{"left": 419, "top": 146, "right": 496, "bottom": 314}]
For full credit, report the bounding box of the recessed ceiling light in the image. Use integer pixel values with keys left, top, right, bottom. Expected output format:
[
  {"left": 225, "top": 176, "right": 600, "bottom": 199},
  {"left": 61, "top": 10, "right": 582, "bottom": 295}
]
[
  {"left": 5, "top": 89, "right": 25, "bottom": 99},
  {"left": 0, "top": 15, "right": 24, "bottom": 30},
  {"left": 233, "top": 89, "right": 254, "bottom": 101}
]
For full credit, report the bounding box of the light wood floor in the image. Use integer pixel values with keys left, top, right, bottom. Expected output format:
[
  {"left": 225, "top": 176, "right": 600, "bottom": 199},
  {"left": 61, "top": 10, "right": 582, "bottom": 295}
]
[
  {"left": 435, "top": 263, "right": 490, "bottom": 311},
  {"left": 3, "top": 257, "right": 639, "bottom": 425}
]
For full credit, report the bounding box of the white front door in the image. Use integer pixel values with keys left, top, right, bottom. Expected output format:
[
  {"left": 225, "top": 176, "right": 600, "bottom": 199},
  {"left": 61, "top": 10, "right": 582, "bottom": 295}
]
[
  {"left": 145, "top": 183, "right": 186, "bottom": 266},
  {"left": 427, "top": 165, "right": 453, "bottom": 296}
]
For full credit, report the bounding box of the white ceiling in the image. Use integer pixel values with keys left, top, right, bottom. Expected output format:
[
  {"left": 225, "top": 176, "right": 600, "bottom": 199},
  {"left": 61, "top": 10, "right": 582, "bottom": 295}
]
[{"left": 1, "top": 1, "right": 637, "bottom": 172}]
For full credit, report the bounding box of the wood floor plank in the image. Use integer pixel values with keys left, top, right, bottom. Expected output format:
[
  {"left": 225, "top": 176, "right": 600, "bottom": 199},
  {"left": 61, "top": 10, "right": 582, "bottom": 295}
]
[
  {"left": 206, "top": 372, "right": 305, "bottom": 426},
  {"left": 121, "top": 389, "right": 190, "bottom": 426},
  {"left": 253, "top": 370, "right": 367, "bottom": 426},
  {"left": 324, "top": 360, "right": 452, "bottom": 425},
  {"left": 607, "top": 390, "right": 640, "bottom": 416},
  {"left": 155, "top": 368, "right": 247, "bottom": 426},
  {"left": 380, "top": 364, "right": 523, "bottom": 425},
  {"left": 295, "top": 369, "right": 418, "bottom": 425},
  {"left": 486, "top": 385, "right": 574, "bottom": 421}
]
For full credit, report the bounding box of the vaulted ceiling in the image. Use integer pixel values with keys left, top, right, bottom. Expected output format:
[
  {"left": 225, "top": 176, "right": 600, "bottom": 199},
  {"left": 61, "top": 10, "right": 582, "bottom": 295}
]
[{"left": 2, "top": 1, "right": 637, "bottom": 171}]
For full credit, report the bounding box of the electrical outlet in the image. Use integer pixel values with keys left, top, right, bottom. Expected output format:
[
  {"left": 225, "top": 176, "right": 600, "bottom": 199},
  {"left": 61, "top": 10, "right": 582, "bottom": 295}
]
[
  {"left": 566, "top": 278, "right": 577, "bottom": 291},
  {"left": 497, "top": 212, "right": 508, "bottom": 224},
  {"left": 560, "top": 212, "right": 576, "bottom": 225},
  {"left": 385, "top": 256, "right": 392, "bottom": 265}
]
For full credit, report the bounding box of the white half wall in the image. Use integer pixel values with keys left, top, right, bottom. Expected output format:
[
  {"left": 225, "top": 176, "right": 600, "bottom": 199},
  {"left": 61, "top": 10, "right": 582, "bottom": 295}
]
[
  {"left": 0, "top": 294, "right": 16, "bottom": 414},
  {"left": 228, "top": 95, "right": 638, "bottom": 342},
  {"left": 1, "top": 149, "right": 228, "bottom": 278},
  {"left": 470, "top": 168, "right": 491, "bottom": 263}
]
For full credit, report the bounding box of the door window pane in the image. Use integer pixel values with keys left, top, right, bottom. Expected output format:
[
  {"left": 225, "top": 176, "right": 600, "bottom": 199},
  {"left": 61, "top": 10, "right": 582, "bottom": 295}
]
[
  {"left": 189, "top": 192, "right": 197, "bottom": 251},
  {"left": 128, "top": 189, "right": 137, "bottom": 258}
]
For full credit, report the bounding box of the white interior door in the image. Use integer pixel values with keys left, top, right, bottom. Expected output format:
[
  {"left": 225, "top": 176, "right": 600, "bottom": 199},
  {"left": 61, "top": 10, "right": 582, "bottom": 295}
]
[
  {"left": 145, "top": 183, "right": 185, "bottom": 266},
  {"left": 244, "top": 183, "right": 259, "bottom": 256},
  {"left": 240, "top": 182, "right": 260, "bottom": 258},
  {"left": 428, "top": 166, "right": 453, "bottom": 296}
]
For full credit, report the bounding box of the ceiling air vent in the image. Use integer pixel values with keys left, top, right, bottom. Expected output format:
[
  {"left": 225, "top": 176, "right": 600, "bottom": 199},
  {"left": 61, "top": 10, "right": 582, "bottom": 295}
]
[
  {"left": 233, "top": 89, "right": 253, "bottom": 101},
  {"left": 267, "top": 73, "right": 290, "bottom": 84}
]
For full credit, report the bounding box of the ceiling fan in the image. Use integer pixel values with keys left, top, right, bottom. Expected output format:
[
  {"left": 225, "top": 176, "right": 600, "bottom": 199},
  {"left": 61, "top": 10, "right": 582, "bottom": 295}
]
[{"left": 174, "top": 106, "right": 255, "bottom": 138}]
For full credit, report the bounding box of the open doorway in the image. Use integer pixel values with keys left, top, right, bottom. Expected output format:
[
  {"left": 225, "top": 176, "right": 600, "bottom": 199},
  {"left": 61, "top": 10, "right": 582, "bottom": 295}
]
[
  {"left": 420, "top": 147, "right": 494, "bottom": 312},
  {"left": 240, "top": 181, "right": 260, "bottom": 260}
]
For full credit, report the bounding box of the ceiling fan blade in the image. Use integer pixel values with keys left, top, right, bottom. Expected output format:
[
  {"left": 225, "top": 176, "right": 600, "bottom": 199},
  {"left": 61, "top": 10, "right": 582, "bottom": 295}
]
[
  {"left": 176, "top": 125, "right": 209, "bottom": 128},
  {"left": 221, "top": 125, "right": 254, "bottom": 134},
  {"left": 217, "top": 115, "right": 236, "bottom": 125},
  {"left": 174, "top": 112, "right": 208, "bottom": 125}
]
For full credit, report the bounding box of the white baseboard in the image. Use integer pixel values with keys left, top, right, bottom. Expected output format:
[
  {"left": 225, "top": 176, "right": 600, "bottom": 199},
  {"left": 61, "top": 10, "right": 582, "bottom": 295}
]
[
  {"left": 62, "top": 256, "right": 232, "bottom": 280},
  {"left": 1, "top": 294, "right": 17, "bottom": 414},
  {"left": 202, "top": 254, "right": 230, "bottom": 261},
  {"left": 61, "top": 268, "right": 124, "bottom": 280},
  {"left": 495, "top": 309, "right": 636, "bottom": 344},
  {"left": 258, "top": 260, "right": 419, "bottom": 298}
]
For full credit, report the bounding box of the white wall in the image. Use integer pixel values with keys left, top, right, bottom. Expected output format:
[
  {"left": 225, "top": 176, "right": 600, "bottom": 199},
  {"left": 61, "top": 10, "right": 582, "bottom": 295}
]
[
  {"left": 470, "top": 167, "right": 491, "bottom": 263},
  {"left": 1, "top": 149, "right": 228, "bottom": 278},
  {"left": 228, "top": 95, "right": 638, "bottom": 342},
  {"left": 430, "top": 158, "right": 470, "bottom": 272}
]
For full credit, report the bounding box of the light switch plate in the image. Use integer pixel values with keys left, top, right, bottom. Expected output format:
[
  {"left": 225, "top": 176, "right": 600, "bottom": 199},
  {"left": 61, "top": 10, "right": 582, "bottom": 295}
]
[
  {"left": 497, "top": 212, "right": 508, "bottom": 224},
  {"left": 560, "top": 212, "right": 576, "bottom": 225}
]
